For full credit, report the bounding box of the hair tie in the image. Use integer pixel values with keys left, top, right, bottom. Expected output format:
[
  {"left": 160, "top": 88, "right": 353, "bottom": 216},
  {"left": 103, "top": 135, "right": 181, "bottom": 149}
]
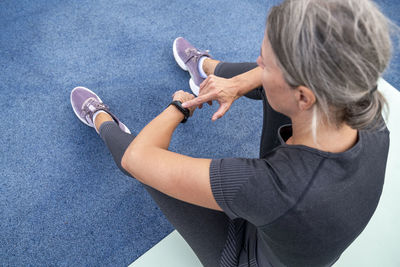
[{"left": 370, "top": 85, "right": 378, "bottom": 94}]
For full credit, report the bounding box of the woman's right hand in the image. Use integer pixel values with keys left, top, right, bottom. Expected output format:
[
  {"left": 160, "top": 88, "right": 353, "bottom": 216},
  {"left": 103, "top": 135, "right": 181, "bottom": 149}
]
[{"left": 182, "top": 75, "right": 240, "bottom": 121}]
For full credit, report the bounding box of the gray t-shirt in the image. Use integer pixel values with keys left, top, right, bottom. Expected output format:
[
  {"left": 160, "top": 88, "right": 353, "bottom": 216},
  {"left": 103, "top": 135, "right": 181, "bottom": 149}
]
[{"left": 210, "top": 124, "right": 390, "bottom": 267}]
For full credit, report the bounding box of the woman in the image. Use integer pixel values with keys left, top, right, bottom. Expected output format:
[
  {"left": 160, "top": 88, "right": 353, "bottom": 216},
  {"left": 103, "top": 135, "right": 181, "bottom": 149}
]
[{"left": 70, "top": 0, "right": 393, "bottom": 266}]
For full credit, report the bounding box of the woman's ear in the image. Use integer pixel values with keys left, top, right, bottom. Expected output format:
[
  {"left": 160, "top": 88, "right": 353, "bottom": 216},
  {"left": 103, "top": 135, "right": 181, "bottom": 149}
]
[{"left": 295, "top": 86, "right": 316, "bottom": 111}]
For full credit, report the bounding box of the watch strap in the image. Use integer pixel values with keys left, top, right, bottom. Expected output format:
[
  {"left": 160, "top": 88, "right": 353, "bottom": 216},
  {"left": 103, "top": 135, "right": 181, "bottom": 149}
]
[{"left": 169, "top": 100, "right": 190, "bottom": 123}]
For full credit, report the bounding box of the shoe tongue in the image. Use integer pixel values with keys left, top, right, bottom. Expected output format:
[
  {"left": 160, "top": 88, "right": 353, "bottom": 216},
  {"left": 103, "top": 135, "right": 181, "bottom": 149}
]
[
  {"left": 82, "top": 97, "right": 96, "bottom": 109},
  {"left": 87, "top": 104, "right": 97, "bottom": 112},
  {"left": 81, "top": 97, "right": 101, "bottom": 126}
]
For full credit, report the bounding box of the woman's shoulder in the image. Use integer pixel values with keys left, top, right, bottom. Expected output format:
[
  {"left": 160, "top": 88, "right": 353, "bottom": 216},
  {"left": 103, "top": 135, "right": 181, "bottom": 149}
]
[{"left": 271, "top": 125, "right": 389, "bottom": 160}]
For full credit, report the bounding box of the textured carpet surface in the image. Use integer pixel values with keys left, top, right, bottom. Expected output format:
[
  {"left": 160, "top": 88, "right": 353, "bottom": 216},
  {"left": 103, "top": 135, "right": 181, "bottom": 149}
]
[{"left": 0, "top": 0, "right": 399, "bottom": 266}]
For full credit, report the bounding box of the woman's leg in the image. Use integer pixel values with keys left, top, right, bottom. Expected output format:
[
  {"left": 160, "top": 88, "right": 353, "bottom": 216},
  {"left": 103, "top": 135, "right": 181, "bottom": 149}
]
[
  {"left": 213, "top": 61, "right": 291, "bottom": 157},
  {"left": 98, "top": 121, "right": 229, "bottom": 267}
]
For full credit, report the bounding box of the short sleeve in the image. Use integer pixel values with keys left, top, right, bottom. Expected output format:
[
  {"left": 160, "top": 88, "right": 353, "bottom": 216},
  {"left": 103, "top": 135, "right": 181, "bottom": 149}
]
[{"left": 210, "top": 157, "right": 309, "bottom": 226}]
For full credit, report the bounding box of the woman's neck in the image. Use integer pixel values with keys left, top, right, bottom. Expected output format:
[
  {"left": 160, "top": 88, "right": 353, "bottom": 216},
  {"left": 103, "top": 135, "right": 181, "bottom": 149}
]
[{"left": 287, "top": 117, "right": 358, "bottom": 153}]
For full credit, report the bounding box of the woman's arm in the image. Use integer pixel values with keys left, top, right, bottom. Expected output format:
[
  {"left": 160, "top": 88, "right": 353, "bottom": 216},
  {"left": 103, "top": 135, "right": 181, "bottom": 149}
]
[
  {"left": 210, "top": 65, "right": 263, "bottom": 98},
  {"left": 121, "top": 91, "right": 222, "bottom": 211}
]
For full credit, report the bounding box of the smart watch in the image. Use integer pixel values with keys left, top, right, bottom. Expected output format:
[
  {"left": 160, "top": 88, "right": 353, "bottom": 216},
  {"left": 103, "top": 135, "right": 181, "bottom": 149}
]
[{"left": 169, "top": 100, "right": 190, "bottom": 123}]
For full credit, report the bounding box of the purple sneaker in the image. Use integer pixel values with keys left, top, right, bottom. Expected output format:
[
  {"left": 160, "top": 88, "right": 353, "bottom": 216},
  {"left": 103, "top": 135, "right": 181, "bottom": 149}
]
[
  {"left": 173, "top": 37, "right": 211, "bottom": 96},
  {"left": 70, "top": 86, "right": 131, "bottom": 134}
]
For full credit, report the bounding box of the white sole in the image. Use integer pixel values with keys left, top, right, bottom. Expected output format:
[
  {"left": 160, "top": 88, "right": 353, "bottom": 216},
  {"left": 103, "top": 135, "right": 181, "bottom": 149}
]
[
  {"left": 119, "top": 122, "right": 131, "bottom": 134},
  {"left": 189, "top": 79, "right": 200, "bottom": 96},
  {"left": 173, "top": 37, "right": 188, "bottom": 71}
]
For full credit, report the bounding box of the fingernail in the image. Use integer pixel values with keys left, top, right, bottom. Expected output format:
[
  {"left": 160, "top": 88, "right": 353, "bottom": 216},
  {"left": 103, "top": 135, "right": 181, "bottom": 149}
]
[{"left": 182, "top": 103, "right": 187, "bottom": 108}]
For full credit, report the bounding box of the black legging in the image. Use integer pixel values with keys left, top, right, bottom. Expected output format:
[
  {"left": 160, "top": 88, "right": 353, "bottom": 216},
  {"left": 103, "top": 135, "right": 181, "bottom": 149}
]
[{"left": 98, "top": 62, "right": 290, "bottom": 267}]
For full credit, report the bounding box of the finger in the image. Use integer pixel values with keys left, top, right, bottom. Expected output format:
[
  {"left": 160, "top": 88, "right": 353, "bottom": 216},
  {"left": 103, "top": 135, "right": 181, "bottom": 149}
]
[
  {"left": 199, "top": 75, "right": 211, "bottom": 91},
  {"left": 199, "top": 77, "right": 216, "bottom": 96},
  {"left": 182, "top": 93, "right": 215, "bottom": 108},
  {"left": 211, "top": 103, "right": 230, "bottom": 121},
  {"left": 172, "top": 90, "right": 184, "bottom": 98}
]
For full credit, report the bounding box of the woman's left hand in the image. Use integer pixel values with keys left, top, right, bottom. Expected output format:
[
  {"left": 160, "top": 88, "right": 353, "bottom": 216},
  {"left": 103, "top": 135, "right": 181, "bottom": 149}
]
[{"left": 172, "top": 90, "right": 196, "bottom": 116}]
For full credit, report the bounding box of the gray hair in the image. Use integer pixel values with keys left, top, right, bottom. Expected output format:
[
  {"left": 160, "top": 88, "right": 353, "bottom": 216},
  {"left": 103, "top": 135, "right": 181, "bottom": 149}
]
[{"left": 266, "top": 0, "right": 394, "bottom": 137}]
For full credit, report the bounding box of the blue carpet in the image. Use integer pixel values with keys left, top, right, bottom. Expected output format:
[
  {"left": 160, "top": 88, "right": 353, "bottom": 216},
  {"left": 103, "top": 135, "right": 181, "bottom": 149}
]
[{"left": 0, "top": 0, "right": 399, "bottom": 266}]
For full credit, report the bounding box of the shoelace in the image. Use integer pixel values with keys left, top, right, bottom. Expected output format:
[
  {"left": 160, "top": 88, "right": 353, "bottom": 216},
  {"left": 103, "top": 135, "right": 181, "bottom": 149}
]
[
  {"left": 184, "top": 48, "right": 210, "bottom": 64},
  {"left": 80, "top": 97, "right": 109, "bottom": 122}
]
